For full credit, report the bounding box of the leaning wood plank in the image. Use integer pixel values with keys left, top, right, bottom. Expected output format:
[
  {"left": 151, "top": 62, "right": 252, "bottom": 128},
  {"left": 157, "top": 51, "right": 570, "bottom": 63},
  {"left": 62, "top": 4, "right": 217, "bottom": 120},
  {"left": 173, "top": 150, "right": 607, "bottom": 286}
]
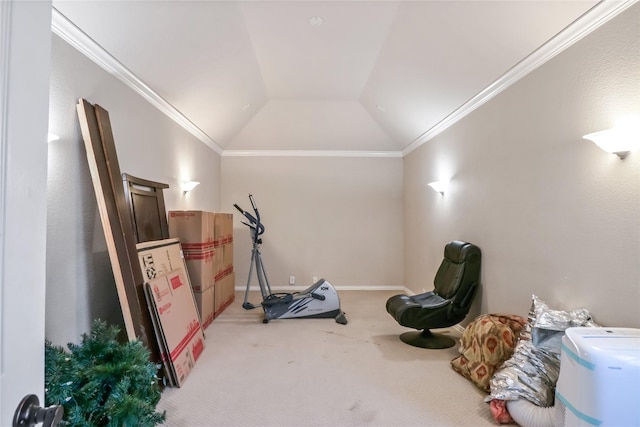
[
  {"left": 76, "top": 99, "right": 161, "bottom": 368},
  {"left": 94, "top": 104, "right": 159, "bottom": 345},
  {"left": 77, "top": 99, "right": 138, "bottom": 340}
]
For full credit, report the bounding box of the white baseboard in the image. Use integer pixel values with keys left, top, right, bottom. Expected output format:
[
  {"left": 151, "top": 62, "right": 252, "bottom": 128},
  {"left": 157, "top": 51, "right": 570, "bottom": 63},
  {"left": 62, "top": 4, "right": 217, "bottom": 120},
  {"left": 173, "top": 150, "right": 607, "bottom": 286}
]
[{"left": 452, "top": 324, "right": 465, "bottom": 334}]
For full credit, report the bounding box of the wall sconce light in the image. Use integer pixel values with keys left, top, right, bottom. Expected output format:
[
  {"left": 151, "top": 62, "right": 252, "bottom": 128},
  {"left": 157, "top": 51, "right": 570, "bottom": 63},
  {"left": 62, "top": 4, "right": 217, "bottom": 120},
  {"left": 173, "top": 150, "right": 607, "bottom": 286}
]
[
  {"left": 428, "top": 180, "right": 448, "bottom": 196},
  {"left": 181, "top": 180, "right": 200, "bottom": 194},
  {"left": 583, "top": 116, "right": 640, "bottom": 159}
]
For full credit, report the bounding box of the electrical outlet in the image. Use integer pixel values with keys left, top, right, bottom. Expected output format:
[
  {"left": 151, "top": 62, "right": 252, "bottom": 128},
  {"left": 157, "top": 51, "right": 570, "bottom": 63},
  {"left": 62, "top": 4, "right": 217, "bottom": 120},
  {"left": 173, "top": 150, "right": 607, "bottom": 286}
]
[{"left": 289, "top": 276, "right": 295, "bottom": 285}]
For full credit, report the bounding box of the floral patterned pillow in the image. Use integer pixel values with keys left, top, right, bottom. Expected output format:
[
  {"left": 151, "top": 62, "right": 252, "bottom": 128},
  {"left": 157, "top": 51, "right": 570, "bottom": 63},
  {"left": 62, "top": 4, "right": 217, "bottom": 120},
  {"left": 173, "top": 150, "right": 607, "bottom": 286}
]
[{"left": 450, "top": 314, "right": 527, "bottom": 392}]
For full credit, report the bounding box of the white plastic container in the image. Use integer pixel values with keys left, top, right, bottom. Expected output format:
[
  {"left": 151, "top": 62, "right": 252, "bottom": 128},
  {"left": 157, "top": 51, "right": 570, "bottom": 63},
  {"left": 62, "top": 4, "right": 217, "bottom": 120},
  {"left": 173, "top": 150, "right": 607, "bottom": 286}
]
[{"left": 556, "top": 327, "right": 640, "bottom": 426}]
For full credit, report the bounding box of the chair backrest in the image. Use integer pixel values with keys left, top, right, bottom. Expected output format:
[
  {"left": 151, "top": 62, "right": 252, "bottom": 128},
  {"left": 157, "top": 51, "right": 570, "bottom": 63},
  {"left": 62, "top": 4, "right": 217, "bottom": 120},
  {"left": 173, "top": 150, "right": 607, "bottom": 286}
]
[{"left": 434, "top": 241, "right": 481, "bottom": 306}]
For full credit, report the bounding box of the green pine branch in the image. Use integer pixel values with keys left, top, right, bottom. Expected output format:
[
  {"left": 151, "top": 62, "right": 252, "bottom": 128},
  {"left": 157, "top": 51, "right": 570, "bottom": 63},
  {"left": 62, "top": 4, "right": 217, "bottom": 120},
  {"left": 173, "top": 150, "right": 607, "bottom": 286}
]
[{"left": 45, "top": 319, "right": 166, "bottom": 427}]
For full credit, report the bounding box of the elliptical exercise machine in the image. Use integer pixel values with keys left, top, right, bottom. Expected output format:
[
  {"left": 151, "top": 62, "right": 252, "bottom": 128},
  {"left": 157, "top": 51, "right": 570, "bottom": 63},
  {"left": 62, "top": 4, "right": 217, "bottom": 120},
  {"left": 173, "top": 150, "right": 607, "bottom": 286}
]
[{"left": 234, "top": 194, "right": 347, "bottom": 325}]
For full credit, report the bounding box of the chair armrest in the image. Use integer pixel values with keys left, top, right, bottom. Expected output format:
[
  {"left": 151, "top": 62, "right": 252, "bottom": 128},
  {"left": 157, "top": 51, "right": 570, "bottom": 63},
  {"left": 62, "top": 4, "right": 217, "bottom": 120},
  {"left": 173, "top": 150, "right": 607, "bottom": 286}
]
[{"left": 453, "top": 282, "right": 477, "bottom": 313}]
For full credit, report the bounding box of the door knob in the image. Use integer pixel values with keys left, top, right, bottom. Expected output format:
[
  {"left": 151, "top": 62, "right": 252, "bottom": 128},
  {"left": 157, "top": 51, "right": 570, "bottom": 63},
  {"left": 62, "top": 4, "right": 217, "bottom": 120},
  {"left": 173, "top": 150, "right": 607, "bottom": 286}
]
[{"left": 12, "top": 394, "right": 63, "bottom": 427}]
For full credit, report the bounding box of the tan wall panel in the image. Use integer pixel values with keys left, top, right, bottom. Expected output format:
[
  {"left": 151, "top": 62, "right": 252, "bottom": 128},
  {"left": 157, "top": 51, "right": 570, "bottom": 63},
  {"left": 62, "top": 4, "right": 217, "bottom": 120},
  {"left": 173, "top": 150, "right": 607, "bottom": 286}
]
[{"left": 222, "top": 156, "right": 403, "bottom": 289}]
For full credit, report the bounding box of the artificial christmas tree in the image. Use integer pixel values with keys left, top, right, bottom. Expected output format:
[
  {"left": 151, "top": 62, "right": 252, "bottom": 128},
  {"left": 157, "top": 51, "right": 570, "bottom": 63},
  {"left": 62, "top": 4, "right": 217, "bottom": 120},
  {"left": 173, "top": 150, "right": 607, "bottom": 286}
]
[{"left": 45, "top": 320, "right": 165, "bottom": 426}]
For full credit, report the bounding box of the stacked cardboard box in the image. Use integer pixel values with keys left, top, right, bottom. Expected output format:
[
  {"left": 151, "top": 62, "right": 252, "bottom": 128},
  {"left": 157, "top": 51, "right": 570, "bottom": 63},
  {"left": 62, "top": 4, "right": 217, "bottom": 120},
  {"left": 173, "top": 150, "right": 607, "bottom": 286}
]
[
  {"left": 213, "top": 213, "right": 234, "bottom": 317},
  {"left": 169, "top": 210, "right": 234, "bottom": 329},
  {"left": 167, "top": 211, "right": 216, "bottom": 291}
]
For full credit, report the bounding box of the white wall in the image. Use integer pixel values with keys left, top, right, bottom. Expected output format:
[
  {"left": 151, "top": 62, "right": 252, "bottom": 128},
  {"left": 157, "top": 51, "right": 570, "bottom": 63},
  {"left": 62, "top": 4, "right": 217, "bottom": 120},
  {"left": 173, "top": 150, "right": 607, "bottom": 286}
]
[
  {"left": 46, "top": 35, "right": 221, "bottom": 346},
  {"left": 404, "top": 4, "right": 640, "bottom": 327},
  {"left": 221, "top": 155, "right": 403, "bottom": 289}
]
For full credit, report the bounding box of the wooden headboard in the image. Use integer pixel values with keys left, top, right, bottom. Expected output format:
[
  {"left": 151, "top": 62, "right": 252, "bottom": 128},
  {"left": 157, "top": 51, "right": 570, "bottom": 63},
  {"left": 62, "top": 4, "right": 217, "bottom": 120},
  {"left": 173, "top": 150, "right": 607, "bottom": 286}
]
[{"left": 122, "top": 173, "right": 170, "bottom": 243}]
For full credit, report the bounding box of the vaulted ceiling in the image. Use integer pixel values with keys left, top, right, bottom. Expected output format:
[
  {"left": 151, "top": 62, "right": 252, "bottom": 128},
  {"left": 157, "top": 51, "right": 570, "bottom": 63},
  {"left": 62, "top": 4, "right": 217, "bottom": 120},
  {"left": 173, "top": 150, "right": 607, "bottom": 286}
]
[{"left": 52, "top": 0, "right": 599, "bottom": 153}]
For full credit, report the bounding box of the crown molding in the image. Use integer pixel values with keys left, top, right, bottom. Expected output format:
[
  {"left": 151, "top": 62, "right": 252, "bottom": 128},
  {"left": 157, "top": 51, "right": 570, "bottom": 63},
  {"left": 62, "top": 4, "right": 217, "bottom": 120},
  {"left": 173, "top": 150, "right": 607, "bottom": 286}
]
[
  {"left": 401, "top": 0, "right": 639, "bottom": 156},
  {"left": 51, "top": 1, "right": 635, "bottom": 160},
  {"left": 222, "top": 150, "right": 402, "bottom": 158},
  {"left": 51, "top": 7, "right": 224, "bottom": 155}
]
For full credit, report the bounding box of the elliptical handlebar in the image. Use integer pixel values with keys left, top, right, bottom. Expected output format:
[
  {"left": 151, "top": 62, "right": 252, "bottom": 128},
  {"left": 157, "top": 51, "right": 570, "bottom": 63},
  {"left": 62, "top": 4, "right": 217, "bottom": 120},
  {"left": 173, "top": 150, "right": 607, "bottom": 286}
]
[
  {"left": 249, "top": 194, "right": 259, "bottom": 216},
  {"left": 234, "top": 194, "right": 265, "bottom": 243}
]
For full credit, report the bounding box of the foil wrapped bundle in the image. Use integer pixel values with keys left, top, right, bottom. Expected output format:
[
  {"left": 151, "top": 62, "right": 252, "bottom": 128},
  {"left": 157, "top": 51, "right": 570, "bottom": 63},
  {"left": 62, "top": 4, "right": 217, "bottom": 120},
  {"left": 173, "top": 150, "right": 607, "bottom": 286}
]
[{"left": 486, "top": 295, "right": 597, "bottom": 407}]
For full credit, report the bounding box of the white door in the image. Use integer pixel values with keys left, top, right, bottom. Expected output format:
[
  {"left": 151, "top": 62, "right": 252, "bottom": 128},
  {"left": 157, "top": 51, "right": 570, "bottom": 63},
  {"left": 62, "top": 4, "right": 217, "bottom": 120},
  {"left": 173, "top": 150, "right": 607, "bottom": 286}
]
[{"left": 0, "top": 1, "right": 52, "bottom": 425}]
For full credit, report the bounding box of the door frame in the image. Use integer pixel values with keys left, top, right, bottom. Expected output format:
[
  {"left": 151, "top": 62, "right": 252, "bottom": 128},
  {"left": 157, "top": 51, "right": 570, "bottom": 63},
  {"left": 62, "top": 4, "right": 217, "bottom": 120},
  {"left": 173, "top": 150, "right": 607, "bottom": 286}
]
[{"left": 0, "top": 1, "right": 52, "bottom": 424}]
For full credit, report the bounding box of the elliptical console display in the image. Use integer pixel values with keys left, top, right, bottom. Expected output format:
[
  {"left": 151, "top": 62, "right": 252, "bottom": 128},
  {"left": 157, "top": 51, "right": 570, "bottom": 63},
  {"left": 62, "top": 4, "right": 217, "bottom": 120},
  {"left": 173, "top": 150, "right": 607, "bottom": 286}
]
[{"left": 234, "top": 194, "right": 347, "bottom": 325}]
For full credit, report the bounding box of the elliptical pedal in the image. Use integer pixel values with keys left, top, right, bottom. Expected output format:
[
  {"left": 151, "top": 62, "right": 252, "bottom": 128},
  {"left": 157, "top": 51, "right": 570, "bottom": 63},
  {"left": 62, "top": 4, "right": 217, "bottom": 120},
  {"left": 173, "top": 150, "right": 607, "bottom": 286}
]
[{"left": 262, "top": 293, "right": 293, "bottom": 306}]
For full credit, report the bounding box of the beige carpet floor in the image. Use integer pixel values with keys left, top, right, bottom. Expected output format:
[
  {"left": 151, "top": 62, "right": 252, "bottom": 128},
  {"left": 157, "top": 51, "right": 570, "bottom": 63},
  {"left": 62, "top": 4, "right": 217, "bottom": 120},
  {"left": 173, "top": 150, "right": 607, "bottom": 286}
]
[{"left": 156, "top": 290, "right": 496, "bottom": 426}]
